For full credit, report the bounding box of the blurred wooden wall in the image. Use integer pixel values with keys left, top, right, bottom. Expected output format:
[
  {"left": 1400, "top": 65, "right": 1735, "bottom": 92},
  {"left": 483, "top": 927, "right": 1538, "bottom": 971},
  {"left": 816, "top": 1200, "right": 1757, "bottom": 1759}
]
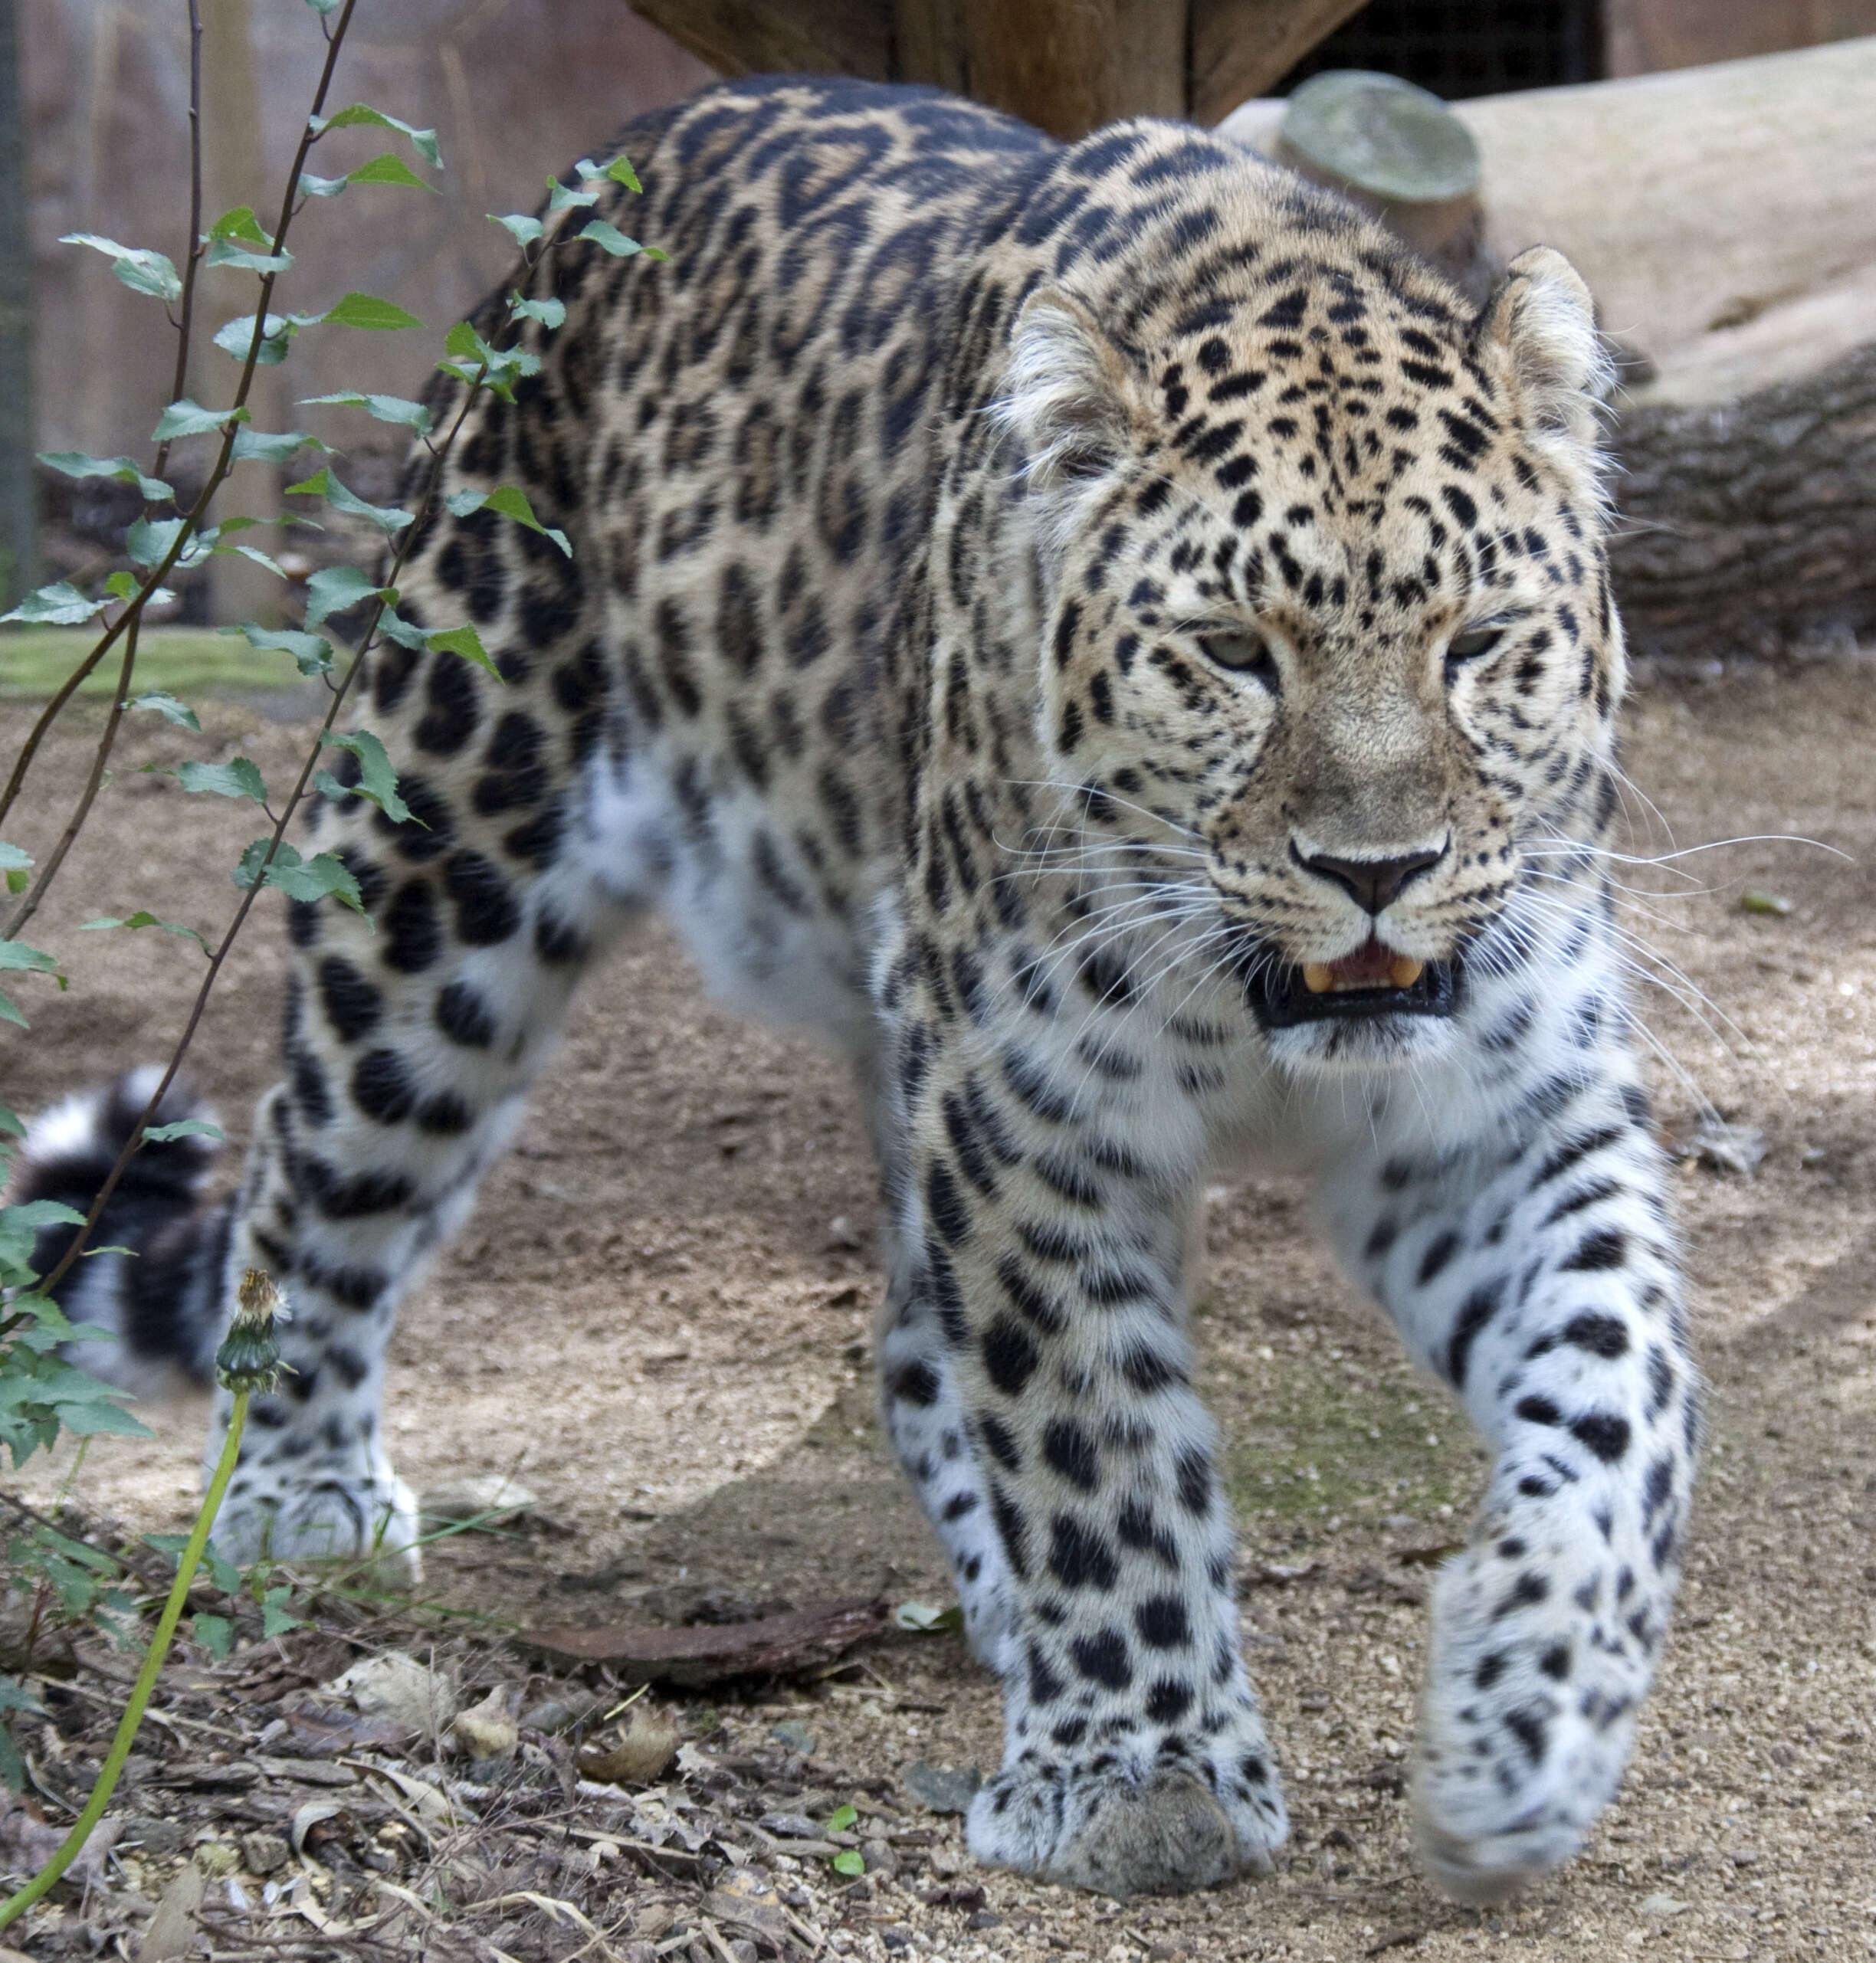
[{"left": 1605, "top": 0, "right": 1876, "bottom": 74}]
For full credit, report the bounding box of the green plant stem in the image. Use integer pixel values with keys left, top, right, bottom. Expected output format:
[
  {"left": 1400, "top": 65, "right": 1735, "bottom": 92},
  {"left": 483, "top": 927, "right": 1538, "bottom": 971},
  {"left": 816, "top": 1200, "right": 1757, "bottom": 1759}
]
[{"left": 0, "top": 1389, "right": 250, "bottom": 1934}]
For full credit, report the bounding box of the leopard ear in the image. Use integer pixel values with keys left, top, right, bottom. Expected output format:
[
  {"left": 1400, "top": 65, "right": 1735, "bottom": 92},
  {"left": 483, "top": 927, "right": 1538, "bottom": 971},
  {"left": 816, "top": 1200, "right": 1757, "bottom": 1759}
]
[
  {"left": 1000, "top": 289, "right": 1143, "bottom": 499},
  {"left": 1476, "top": 246, "right": 1612, "bottom": 470}
]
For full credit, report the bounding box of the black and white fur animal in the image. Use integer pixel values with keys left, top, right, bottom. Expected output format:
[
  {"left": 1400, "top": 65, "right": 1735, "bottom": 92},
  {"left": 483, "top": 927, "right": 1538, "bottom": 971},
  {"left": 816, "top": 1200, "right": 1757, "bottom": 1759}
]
[{"left": 15, "top": 78, "right": 1700, "bottom": 1902}]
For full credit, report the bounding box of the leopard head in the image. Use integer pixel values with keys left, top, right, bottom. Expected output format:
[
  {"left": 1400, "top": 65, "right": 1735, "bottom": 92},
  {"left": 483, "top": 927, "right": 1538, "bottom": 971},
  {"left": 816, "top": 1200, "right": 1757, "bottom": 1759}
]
[{"left": 1001, "top": 226, "right": 1622, "bottom": 1073}]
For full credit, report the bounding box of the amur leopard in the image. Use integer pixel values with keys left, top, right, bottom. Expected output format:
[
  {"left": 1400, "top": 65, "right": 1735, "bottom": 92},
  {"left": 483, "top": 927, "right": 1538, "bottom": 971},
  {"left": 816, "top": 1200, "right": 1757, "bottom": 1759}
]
[{"left": 21, "top": 77, "right": 1700, "bottom": 1901}]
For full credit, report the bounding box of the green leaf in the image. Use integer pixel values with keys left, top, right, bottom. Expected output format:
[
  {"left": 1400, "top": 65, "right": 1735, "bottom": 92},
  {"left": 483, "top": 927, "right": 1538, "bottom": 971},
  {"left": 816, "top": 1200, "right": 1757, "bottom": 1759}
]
[
  {"left": 443, "top": 488, "right": 487, "bottom": 519},
  {"left": 261, "top": 1599, "right": 303, "bottom": 1638},
  {"left": 304, "top": 565, "right": 389, "bottom": 630},
  {"left": 345, "top": 152, "right": 438, "bottom": 194},
  {"left": 37, "top": 451, "right": 172, "bottom": 503},
  {"left": 126, "top": 516, "right": 216, "bottom": 572},
  {"left": 232, "top": 427, "right": 321, "bottom": 465},
  {"left": 319, "top": 290, "right": 425, "bottom": 333},
  {"left": 300, "top": 0, "right": 343, "bottom": 15},
  {"left": 0, "top": 988, "right": 26, "bottom": 1029},
  {"left": 191, "top": 1613, "right": 233, "bottom": 1660},
  {"left": 484, "top": 483, "right": 571, "bottom": 557},
  {"left": 546, "top": 179, "right": 602, "bottom": 214},
  {"left": 376, "top": 608, "right": 431, "bottom": 654},
  {"left": 576, "top": 153, "right": 643, "bottom": 195},
  {"left": 232, "top": 840, "right": 366, "bottom": 916},
  {"left": 830, "top": 1849, "right": 864, "bottom": 1877},
  {"left": 124, "top": 691, "right": 202, "bottom": 731},
  {"left": 80, "top": 913, "right": 210, "bottom": 955},
  {"left": 0, "top": 845, "right": 28, "bottom": 870},
  {"left": 299, "top": 390, "right": 433, "bottom": 434},
  {"left": 427, "top": 623, "right": 501, "bottom": 680},
  {"left": 443, "top": 319, "right": 484, "bottom": 362},
  {"left": 230, "top": 621, "right": 334, "bottom": 678},
  {"left": 578, "top": 219, "right": 642, "bottom": 258},
  {"left": 171, "top": 758, "right": 269, "bottom": 805},
  {"left": 322, "top": 729, "right": 413, "bottom": 824},
  {"left": 284, "top": 467, "right": 412, "bottom": 536},
  {"left": 153, "top": 398, "right": 249, "bottom": 441},
  {"left": 509, "top": 296, "right": 565, "bottom": 329},
  {"left": 0, "top": 940, "right": 58, "bottom": 974},
  {"left": 212, "top": 311, "right": 294, "bottom": 364},
  {"left": 59, "top": 232, "right": 182, "bottom": 301},
  {"left": 204, "top": 236, "right": 293, "bottom": 276},
  {"left": 2, "top": 1199, "right": 85, "bottom": 1229},
  {"left": 218, "top": 542, "right": 290, "bottom": 580},
  {"left": 207, "top": 205, "right": 271, "bottom": 247},
  {"left": 826, "top": 1804, "right": 858, "bottom": 1832},
  {"left": 144, "top": 1119, "right": 223, "bottom": 1144},
  {"left": 297, "top": 169, "right": 349, "bottom": 198},
  {"left": 310, "top": 104, "right": 442, "bottom": 170},
  {"left": 488, "top": 211, "right": 544, "bottom": 247},
  {"left": 2, "top": 580, "right": 104, "bottom": 626}
]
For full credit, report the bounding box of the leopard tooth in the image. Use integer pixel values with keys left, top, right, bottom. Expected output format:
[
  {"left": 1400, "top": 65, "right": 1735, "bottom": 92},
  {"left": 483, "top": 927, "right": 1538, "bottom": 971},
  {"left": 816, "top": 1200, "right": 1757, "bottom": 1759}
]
[
  {"left": 1389, "top": 955, "right": 1425, "bottom": 989},
  {"left": 1302, "top": 962, "right": 1333, "bottom": 995}
]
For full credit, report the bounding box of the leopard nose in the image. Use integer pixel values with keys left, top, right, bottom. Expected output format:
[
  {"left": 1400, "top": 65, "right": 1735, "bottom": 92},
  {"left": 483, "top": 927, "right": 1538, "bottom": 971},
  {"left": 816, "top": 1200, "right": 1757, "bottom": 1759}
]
[{"left": 1296, "top": 842, "right": 1448, "bottom": 915}]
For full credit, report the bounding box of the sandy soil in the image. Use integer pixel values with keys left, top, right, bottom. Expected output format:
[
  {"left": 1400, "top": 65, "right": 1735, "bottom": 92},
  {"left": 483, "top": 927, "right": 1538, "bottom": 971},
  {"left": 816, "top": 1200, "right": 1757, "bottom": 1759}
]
[{"left": 4, "top": 657, "right": 1874, "bottom": 1961}]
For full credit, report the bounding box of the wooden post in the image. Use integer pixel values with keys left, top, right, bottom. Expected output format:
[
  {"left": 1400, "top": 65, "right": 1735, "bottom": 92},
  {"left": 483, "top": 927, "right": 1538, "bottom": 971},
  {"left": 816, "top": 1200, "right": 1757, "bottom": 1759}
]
[
  {"left": 625, "top": 0, "right": 1382, "bottom": 136},
  {"left": 0, "top": 0, "right": 34, "bottom": 609}
]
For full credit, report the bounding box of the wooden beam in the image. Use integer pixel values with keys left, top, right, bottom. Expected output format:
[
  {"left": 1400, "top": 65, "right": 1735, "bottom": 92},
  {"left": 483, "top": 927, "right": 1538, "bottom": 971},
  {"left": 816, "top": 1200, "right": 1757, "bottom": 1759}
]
[
  {"left": 1189, "top": 0, "right": 1373, "bottom": 126},
  {"left": 625, "top": 0, "right": 890, "bottom": 83},
  {"left": 960, "top": 0, "right": 1184, "bottom": 138}
]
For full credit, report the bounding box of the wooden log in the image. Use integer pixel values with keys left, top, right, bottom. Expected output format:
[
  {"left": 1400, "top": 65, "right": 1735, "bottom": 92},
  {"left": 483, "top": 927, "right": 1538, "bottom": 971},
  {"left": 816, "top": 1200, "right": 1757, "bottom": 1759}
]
[{"left": 1610, "top": 341, "right": 1876, "bottom": 664}]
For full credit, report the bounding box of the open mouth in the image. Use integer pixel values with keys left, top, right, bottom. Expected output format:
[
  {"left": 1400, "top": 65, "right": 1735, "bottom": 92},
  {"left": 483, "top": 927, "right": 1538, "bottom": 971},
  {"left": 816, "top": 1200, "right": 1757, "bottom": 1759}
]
[{"left": 1246, "top": 936, "right": 1462, "bottom": 1029}]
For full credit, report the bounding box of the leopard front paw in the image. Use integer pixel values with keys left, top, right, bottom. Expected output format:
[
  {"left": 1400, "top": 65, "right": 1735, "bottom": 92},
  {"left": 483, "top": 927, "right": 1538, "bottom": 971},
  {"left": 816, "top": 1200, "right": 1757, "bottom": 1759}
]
[
  {"left": 967, "top": 1736, "right": 1286, "bottom": 1897},
  {"left": 1412, "top": 1548, "right": 1648, "bottom": 1900},
  {"left": 213, "top": 1462, "right": 421, "bottom": 1578}
]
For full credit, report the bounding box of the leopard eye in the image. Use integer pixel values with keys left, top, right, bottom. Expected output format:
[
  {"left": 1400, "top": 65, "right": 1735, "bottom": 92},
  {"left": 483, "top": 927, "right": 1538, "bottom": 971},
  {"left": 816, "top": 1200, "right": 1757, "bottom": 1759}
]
[
  {"left": 1446, "top": 624, "right": 1504, "bottom": 667},
  {"left": 1196, "top": 628, "right": 1280, "bottom": 691}
]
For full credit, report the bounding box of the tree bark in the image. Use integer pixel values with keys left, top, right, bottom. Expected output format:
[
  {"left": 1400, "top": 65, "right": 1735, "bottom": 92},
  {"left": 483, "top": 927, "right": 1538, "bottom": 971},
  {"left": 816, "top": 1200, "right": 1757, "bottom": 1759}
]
[{"left": 1610, "top": 339, "right": 1876, "bottom": 664}]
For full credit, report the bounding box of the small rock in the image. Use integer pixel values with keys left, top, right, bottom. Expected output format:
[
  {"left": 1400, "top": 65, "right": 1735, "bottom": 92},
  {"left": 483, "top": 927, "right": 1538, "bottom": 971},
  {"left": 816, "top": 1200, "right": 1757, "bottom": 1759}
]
[
  {"left": 769, "top": 1718, "right": 817, "bottom": 1754},
  {"left": 193, "top": 1840, "right": 239, "bottom": 1877},
  {"left": 879, "top": 1927, "right": 913, "bottom": 1952},
  {"left": 759, "top": 1811, "right": 824, "bottom": 1839},
  {"left": 580, "top": 1701, "right": 681, "bottom": 1784},
  {"left": 520, "top": 1689, "right": 605, "bottom": 1734},
  {"left": 861, "top": 1836, "right": 900, "bottom": 1878},
  {"left": 450, "top": 1686, "right": 520, "bottom": 1761},
  {"left": 328, "top": 1651, "right": 456, "bottom": 1735},
  {"left": 901, "top": 1760, "right": 983, "bottom": 1814},
  {"left": 1641, "top": 1892, "right": 1690, "bottom": 1915},
  {"left": 966, "top": 1909, "right": 1004, "bottom": 1930},
  {"left": 118, "top": 1814, "right": 187, "bottom": 1858},
  {"left": 240, "top": 1830, "right": 290, "bottom": 1876},
  {"left": 1730, "top": 1847, "right": 1760, "bottom": 1866},
  {"left": 1738, "top": 890, "right": 1792, "bottom": 916}
]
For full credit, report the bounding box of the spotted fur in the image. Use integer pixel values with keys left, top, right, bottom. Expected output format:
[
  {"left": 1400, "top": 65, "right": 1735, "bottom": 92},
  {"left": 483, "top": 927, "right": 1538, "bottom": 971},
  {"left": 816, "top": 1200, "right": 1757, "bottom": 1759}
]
[{"left": 22, "top": 78, "right": 1698, "bottom": 1901}]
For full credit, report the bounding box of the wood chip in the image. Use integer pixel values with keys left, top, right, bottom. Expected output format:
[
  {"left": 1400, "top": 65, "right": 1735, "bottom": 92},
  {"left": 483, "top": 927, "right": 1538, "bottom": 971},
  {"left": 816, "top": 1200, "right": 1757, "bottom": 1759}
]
[{"left": 524, "top": 1598, "right": 889, "bottom": 1686}]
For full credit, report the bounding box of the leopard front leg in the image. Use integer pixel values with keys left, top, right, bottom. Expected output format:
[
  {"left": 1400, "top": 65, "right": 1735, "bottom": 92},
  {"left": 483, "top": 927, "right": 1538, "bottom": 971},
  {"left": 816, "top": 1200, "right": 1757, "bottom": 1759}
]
[
  {"left": 1327, "top": 1054, "right": 1699, "bottom": 1900},
  {"left": 887, "top": 1026, "right": 1287, "bottom": 1897}
]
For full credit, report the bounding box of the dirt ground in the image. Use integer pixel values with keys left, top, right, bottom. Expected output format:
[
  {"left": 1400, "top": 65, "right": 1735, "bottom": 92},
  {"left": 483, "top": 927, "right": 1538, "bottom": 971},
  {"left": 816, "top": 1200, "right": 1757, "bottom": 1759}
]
[{"left": 3, "top": 655, "right": 1874, "bottom": 1962}]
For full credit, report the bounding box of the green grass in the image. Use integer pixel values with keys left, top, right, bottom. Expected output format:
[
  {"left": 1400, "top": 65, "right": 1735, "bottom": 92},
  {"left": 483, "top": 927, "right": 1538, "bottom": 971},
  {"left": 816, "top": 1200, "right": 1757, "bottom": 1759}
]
[{"left": 0, "top": 628, "right": 305, "bottom": 701}]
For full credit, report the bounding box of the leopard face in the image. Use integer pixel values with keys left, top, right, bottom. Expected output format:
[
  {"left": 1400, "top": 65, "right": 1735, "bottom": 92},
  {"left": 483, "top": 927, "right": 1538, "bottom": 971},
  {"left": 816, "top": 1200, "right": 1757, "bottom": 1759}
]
[{"left": 1003, "top": 235, "right": 1622, "bottom": 1074}]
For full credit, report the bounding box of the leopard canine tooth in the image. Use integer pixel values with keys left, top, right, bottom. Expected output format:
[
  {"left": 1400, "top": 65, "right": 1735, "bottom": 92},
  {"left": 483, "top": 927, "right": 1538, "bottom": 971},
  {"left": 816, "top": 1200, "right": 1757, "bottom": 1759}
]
[
  {"left": 1301, "top": 962, "right": 1333, "bottom": 994},
  {"left": 1389, "top": 955, "right": 1425, "bottom": 989}
]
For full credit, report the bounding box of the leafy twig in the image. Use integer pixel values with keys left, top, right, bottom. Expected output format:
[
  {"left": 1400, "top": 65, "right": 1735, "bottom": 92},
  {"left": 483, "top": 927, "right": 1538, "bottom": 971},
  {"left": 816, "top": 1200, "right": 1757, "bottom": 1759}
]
[
  {"left": 0, "top": 1275, "right": 283, "bottom": 1932},
  {"left": 0, "top": 0, "right": 360, "bottom": 844}
]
